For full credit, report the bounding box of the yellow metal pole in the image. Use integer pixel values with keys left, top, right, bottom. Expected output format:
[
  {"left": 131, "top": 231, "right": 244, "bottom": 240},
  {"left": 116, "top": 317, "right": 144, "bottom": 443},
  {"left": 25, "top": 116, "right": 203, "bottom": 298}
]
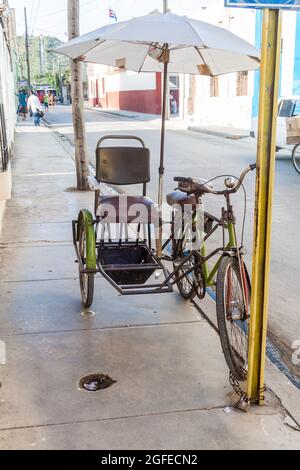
[{"left": 247, "top": 8, "right": 282, "bottom": 405}]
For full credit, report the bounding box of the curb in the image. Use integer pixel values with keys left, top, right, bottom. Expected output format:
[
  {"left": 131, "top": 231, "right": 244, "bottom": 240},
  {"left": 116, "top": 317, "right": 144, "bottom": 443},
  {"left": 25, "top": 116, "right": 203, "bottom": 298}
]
[
  {"left": 84, "top": 105, "right": 140, "bottom": 120},
  {"left": 188, "top": 126, "right": 250, "bottom": 140}
]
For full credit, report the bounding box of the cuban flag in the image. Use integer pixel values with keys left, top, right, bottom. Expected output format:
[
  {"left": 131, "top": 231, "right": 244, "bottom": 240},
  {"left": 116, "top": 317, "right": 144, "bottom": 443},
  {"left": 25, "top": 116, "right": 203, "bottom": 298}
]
[{"left": 109, "top": 8, "right": 117, "bottom": 21}]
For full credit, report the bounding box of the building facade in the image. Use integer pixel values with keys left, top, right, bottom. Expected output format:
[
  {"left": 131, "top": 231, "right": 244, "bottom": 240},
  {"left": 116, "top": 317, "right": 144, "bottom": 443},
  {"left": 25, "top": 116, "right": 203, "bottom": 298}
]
[
  {"left": 88, "top": 64, "right": 162, "bottom": 115},
  {"left": 0, "top": 1, "right": 16, "bottom": 231}
]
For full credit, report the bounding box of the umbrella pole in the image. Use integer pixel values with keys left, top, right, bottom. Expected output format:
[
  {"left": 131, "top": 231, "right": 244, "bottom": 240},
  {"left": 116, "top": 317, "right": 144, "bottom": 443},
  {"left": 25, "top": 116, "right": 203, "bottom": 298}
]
[{"left": 157, "top": 61, "right": 168, "bottom": 258}]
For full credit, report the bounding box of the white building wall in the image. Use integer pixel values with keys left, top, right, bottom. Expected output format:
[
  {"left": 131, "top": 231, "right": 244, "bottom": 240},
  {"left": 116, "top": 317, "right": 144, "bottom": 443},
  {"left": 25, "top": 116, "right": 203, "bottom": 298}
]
[
  {"left": 88, "top": 64, "right": 156, "bottom": 95},
  {"left": 0, "top": 23, "right": 15, "bottom": 151},
  {"left": 188, "top": 2, "right": 257, "bottom": 129},
  {"left": 105, "top": 70, "right": 156, "bottom": 93},
  {"left": 0, "top": 7, "right": 17, "bottom": 233}
]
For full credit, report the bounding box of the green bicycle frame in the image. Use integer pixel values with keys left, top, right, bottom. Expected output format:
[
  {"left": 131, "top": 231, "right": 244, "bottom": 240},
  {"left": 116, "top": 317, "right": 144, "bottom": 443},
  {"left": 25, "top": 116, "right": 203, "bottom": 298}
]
[{"left": 201, "top": 221, "right": 237, "bottom": 287}]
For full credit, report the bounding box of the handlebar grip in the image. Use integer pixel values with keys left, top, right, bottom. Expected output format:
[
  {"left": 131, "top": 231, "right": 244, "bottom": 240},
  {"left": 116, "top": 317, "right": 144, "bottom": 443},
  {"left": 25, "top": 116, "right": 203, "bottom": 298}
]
[
  {"left": 249, "top": 163, "right": 256, "bottom": 171},
  {"left": 174, "top": 176, "right": 192, "bottom": 183}
]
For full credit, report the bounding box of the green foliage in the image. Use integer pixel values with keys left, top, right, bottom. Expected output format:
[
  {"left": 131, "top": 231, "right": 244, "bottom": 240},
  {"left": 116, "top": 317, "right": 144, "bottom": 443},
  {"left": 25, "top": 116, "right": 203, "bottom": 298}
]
[
  {"left": 17, "top": 35, "right": 70, "bottom": 85},
  {"left": 62, "top": 69, "right": 71, "bottom": 85}
]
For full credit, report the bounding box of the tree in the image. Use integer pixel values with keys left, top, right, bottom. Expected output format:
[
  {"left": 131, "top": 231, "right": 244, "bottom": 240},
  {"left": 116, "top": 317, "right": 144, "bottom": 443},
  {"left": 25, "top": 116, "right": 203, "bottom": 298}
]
[{"left": 17, "top": 35, "right": 69, "bottom": 85}]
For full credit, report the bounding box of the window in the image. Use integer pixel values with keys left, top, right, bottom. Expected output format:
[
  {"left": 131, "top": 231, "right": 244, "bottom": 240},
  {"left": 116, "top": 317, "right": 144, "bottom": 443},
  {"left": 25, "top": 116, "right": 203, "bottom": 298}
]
[
  {"left": 278, "top": 100, "right": 295, "bottom": 117},
  {"left": 0, "top": 104, "right": 9, "bottom": 173},
  {"left": 293, "top": 101, "right": 300, "bottom": 116},
  {"left": 236, "top": 71, "right": 248, "bottom": 96},
  {"left": 210, "top": 76, "right": 219, "bottom": 97},
  {"left": 169, "top": 75, "right": 179, "bottom": 88}
]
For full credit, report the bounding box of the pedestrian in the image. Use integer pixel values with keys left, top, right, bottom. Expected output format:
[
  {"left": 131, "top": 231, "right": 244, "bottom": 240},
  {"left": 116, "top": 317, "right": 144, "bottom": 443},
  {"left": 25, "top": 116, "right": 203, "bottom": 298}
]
[
  {"left": 38, "top": 91, "right": 44, "bottom": 105},
  {"left": 27, "top": 90, "right": 44, "bottom": 127},
  {"left": 17, "top": 88, "right": 28, "bottom": 120},
  {"left": 43, "top": 92, "right": 49, "bottom": 112},
  {"left": 51, "top": 92, "right": 57, "bottom": 106}
]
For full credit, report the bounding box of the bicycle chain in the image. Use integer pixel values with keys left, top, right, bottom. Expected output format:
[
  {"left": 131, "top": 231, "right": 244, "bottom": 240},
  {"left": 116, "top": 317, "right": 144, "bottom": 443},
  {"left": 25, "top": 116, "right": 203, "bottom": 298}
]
[{"left": 229, "top": 372, "right": 267, "bottom": 411}]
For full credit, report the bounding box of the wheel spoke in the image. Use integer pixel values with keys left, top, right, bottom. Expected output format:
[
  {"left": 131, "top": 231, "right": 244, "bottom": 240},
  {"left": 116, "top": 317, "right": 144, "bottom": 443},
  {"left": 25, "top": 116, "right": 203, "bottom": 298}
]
[{"left": 220, "top": 259, "right": 250, "bottom": 378}]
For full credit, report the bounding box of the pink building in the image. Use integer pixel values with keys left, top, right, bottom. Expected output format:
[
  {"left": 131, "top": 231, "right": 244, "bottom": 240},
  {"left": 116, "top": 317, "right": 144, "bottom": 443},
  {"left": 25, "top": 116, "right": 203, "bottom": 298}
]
[{"left": 87, "top": 63, "right": 162, "bottom": 115}]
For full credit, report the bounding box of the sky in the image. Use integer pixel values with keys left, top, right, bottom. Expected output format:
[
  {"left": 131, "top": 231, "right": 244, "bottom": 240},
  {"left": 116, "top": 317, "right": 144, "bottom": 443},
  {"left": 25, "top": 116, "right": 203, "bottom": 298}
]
[{"left": 9, "top": 0, "right": 219, "bottom": 42}]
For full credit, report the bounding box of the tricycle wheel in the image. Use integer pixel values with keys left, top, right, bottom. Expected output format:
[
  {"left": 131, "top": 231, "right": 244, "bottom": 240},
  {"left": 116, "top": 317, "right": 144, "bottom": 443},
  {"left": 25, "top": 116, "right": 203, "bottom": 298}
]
[
  {"left": 173, "top": 252, "right": 197, "bottom": 300},
  {"left": 78, "top": 212, "right": 95, "bottom": 308},
  {"left": 172, "top": 211, "right": 197, "bottom": 300}
]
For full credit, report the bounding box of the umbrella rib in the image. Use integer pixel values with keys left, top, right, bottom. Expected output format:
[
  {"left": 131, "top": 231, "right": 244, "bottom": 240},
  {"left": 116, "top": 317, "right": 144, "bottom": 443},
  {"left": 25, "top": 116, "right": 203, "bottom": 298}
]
[
  {"left": 194, "top": 46, "right": 218, "bottom": 76},
  {"left": 168, "top": 45, "right": 192, "bottom": 51},
  {"left": 137, "top": 44, "right": 153, "bottom": 73}
]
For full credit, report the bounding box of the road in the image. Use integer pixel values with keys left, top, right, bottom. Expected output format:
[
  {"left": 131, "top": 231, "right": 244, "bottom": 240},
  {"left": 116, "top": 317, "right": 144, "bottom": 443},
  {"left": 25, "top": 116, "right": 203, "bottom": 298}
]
[{"left": 45, "top": 104, "right": 300, "bottom": 378}]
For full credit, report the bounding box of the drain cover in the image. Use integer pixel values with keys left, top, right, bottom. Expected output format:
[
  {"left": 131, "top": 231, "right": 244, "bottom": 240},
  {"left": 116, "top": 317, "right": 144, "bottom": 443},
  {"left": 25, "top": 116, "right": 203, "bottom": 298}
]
[
  {"left": 81, "top": 310, "right": 95, "bottom": 317},
  {"left": 79, "top": 374, "right": 116, "bottom": 392}
]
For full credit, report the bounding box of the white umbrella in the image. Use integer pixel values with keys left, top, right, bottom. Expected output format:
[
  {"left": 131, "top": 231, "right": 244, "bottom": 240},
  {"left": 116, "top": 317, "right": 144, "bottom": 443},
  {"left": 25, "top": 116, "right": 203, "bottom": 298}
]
[
  {"left": 55, "top": 11, "right": 260, "bottom": 75},
  {"left": 53, "top": 11, "right": 260, "bottom": 252}
]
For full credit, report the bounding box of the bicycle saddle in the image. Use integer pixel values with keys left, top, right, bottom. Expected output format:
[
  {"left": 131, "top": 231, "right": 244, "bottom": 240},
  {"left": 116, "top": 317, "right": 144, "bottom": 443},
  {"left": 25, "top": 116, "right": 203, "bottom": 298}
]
[{"left": 177, "top": 178, "right": 214, "bottom": 195}]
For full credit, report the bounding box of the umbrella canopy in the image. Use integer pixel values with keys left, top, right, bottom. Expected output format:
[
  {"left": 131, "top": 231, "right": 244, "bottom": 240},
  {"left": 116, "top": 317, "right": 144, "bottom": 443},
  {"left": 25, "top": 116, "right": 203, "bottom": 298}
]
[{"left": 54, "top": 11, "right": 260, "bottom": 75}]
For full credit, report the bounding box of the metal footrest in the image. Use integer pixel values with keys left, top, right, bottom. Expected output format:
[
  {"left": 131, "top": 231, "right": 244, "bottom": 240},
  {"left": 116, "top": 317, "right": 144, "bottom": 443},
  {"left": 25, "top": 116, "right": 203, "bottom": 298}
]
[{"left": 97, "top": 242, "right": 173, "bottom": 295}]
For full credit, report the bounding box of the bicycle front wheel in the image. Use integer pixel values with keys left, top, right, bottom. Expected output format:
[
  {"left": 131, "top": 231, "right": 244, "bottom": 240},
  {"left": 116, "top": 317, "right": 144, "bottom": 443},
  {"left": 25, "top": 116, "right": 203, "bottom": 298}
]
[
  {"left": 216, "top": 256, "right": 250, "bottom": 381},
  {"left": 78, "top": 220, "right": 95, "bottom": 308},
  {"left": 292, "top": 144, "right": 300, "bottom": 174}
]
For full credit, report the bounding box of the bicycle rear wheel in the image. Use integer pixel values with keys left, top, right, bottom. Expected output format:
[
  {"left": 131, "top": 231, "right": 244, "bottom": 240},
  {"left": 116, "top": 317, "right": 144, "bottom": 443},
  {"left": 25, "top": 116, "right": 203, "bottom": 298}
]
[
  {"left": 172, "top": 210, "right": 197, "bottom": 300},
  {"left": 292, "top": 144, "right": 300, "bottom": 174},
  {"left": 216, "top": 255, "right": 250, "bottom": 381},
  {"left": 173, "top": 250, "right": 197, "bottom": 300}
]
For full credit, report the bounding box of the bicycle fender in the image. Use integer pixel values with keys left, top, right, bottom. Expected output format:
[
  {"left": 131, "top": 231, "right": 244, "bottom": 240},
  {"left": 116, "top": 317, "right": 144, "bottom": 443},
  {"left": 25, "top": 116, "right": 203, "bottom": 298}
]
[
  {"left": 77, "top": 209, "right": 96, "bottom": 270},
  {"left": 222, "top": 252, "right": 251, "bottom": 288}
]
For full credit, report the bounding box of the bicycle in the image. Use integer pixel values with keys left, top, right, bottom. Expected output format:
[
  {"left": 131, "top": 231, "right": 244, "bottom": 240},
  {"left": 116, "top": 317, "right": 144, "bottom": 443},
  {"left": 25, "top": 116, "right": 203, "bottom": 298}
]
[
  {"left": 73, "top": 135, "right": 255, "bottom": 381},
  {"left": 163, "top": 164, "right": 256, "bottom": 381}
]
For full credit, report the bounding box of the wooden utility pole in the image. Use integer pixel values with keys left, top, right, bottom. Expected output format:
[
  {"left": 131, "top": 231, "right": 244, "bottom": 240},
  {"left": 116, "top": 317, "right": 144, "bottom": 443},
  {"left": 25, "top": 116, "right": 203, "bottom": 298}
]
[
  {"left": 58, "top": 57, "right": 64, "bottom": 104},
  {"left": 163, "top": 0, "right": 170, "bottom": 120},
  {"left": 68, "top": 0, "right": 89, "bottom": 190},
  {"left": 163, "top": 0, "right": 170, "bottom": 119},
  {"left": 24, "top": 7, "right": 31, "bottom": 89},
  {"left": 39, "top": 34, "right": 45, "bottom": 77}
]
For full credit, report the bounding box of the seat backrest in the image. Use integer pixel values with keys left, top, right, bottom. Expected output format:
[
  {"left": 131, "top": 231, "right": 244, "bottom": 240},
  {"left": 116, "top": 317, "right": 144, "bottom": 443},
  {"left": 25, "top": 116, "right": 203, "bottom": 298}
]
[{"left": 96, "top": 146, "right": 150, "bottom": 185}]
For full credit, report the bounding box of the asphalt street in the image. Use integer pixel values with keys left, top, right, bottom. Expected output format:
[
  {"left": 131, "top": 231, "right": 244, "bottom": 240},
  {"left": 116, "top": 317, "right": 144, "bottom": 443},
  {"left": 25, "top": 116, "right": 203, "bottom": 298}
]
[{"left": 45, "top": 104, "right": 300, "bottom": 379}]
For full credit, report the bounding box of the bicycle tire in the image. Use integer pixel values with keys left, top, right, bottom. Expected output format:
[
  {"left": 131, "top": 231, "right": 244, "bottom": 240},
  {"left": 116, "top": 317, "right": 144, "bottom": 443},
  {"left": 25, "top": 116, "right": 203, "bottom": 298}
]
[
  {"left": 216, "top": 255, "right": 250, "bottom": 381},
  {"left": 292, "top": 143, "right": 300, "bottom": 174},
  {"left": 78, "top": 222, "right": 95, "bottom": 308},
  {"left": 172, "top": 209, "right": 197, "bottom": 300},
  {"left": 173, "top": 252, "right": 197, "bottom": 300}
]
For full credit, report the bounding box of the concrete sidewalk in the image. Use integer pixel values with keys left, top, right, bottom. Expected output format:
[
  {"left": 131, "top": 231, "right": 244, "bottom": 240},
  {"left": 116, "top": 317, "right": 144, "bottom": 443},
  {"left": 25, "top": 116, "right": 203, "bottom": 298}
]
[{"left": 0, "top": 121, "right": 299, "bottom": 449}]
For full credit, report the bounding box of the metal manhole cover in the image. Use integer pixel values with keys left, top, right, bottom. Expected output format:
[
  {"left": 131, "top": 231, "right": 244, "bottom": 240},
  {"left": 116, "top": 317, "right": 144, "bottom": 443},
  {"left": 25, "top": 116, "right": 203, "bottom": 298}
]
[
  {"left": 79, "top": 374, "right": 116, "bottom": 392},
  {"left": 81, "top": 310, "right": 95, "bottom": 317}
]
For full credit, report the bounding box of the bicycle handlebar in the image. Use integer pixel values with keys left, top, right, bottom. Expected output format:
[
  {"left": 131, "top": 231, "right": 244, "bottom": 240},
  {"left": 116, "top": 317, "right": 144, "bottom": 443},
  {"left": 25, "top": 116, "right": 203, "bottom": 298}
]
[{"left": 174, "top": 163, "right": 256, "bottom": 196}]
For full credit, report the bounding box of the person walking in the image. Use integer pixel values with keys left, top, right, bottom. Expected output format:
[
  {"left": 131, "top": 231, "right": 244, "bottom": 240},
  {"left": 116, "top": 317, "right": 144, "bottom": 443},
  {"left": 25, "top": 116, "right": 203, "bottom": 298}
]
[
  {"left": 17, "top": 89, "right": 28, "bottom": 120},
  {"left": 27, "top": 90, "right": 43, "bottom": 127},
  {"left": 43, "top": 92, "right": 49, "bottom": 112}
]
